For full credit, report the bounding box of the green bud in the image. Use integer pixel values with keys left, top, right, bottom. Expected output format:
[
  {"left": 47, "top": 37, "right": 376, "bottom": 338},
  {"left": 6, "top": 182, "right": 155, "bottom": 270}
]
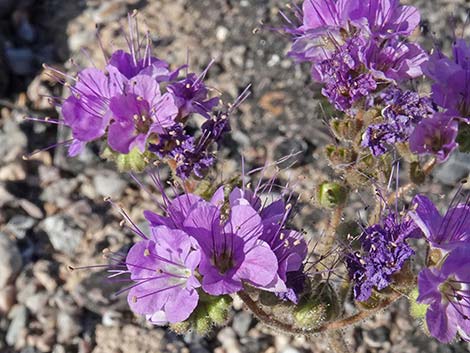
[
  {"left": 193, "top": 308, "right": 212, "bottom": 335},
  {"left": 325, "top": 145, "right": 357, "bottom": 166},
  {"left": 317, "top": 181, "right": 348, "bottom": 208},
  {"left": 457, "top": 122, "right": 470, "bottom": 153},
  {"left": 410, "top": 161, "right": 425, "bottom": 185},
  {"left": 206, "top": 295, "right": 232, "bottom": 325},
  {"left": 170, "top": 321, "right": 191, "bottom": 335},
  {"left": 293, "top": 283, "right": 340, "bottom": 328},
  {"left": 330, "top": 117, "right": 363, "bottom": 141},
  {"left": 409, "top": 288, "right": 428, "bottom": 319},
  {"left": 101, "top": 146, "right": 152, "bottom": 173}
]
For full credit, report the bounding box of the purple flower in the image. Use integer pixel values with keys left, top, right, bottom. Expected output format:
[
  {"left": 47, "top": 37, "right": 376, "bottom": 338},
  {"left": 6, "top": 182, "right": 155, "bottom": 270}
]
[
  {"left": 168, "top": 73, "right": 220, "bottom": 119},
  {"left": 287, "top": 0, "right": 420, "bottom": 62},
  {"left": 60, "top": 68, "right": 125, "bottom": 156},
  {"left": 229, "top": 187, "right": 308, "bottom": 301},
  {"left": 410, "top": 194, "right": 470, "bottom": 251},
  {"left": 184, "top": 201, "right": 280, "bottom": 295},
  {"left": 315, "top": 36, "right": 377, "bottom": 111},
  {"left": 126, "top": 225, "right": 201, "bottom": 325},
  {"left": 424, "top": 40, "right": 470, "bottom": 120},
  {"left": 362, "top": 115, "right": 412, "bottom": 156},
  {"left": 417, "top": 246, "right": 470, "bottom": 343},
  {"left": 409, "top": 113, "right": 459, "bottom": 162},
  {"left": 346, "top": 212, "right": 419, "bottom": 301},
  {"left": 143, "top": 183, "right": 283, "bottom": 296},
  {"left": 107, "top": 75, "right": 179, "bottom": 154},
  {"left": 346, "top": 0, "right": 420, "bottom": 37},
  {"left": 362, "top": 40, "right": 427, "bottom": 82},
  {"left": 362, "top": 87, "right": 435, "bottom": 156},
  {"left": 107, "top": 50, "right": 178, "bottom": 82}
]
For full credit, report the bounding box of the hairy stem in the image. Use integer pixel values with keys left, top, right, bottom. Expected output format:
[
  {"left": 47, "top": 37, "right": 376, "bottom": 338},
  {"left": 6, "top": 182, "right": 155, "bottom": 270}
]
[
  {"left": 318, "top": 206, "right": 344, "bottom": 270},
  {"left": 326, "top": 331, "right": 351, "bottom": 353},
  {"left": 239, "top": 291, "right": 401, "bottom": 336},
  {"left": 387, "top": 157, "right": 436, "bottom": 205}
]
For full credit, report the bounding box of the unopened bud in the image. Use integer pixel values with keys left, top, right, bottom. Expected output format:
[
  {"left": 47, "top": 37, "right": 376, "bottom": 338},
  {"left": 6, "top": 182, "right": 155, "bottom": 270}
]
[
  {"left": 409, "top": 287, "right": 428, "bottom": 319},
  {"left": 293, "top": 282, "right": 340, "bottom": 328},
  {"left": 410, "top": 161, "right": 425, "bottom": 185},
  {"left": 317, "top": 182, "right": 348, "bottom": 208},
  {"left": 101, "top": 146, "right": 152, "bottom": 172},
  {"left": 457, "top": 122, "right": 470, "bottom": 153}
]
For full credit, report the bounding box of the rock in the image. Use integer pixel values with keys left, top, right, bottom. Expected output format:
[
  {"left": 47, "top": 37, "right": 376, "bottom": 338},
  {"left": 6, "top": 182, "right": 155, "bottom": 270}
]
[
  {"left": 40, "top": 178, "right": 79, "bottom": 209},
  {"left": 232, "top": 311, "right": 252, "bottom": 337},
  {"left": 93, "top": 170, "right": 127, "bottom": 199},
  {"left": 0, "top": 285, "right": 16, "bottom": 314},
  {"left": 5, "top": 215, "right": 36, "bottom": 239},
  {"left": 92, "top": 324, "right": 167, "bottom": 353},
  {"left": 280, "top": 347, "right": 301, "bottom": 353},
  {"left": 0, "top": 119, "right": 27, "bottom": 165},
  {"left": 24, "top": 292, "right": 49, "bottom": 314},
  {"left": 217, "top": 327, "right": 241, "bottom": 353},
  {"left": 6, "top": 305, "right": 28, "bottom": 347},
  {"left": 5, "top": 47, "right": 36, "bottom": 75},
  {"left": 434, "top": 151, "right": 470, "bottom": 186},
  {"left": 41, "top": 215, "right": 84, "bottom": 255},
  {"left": 0, "top": 233, "right": 23, "bottom": 287},
  {"left": 57, "top": 311, "right": 82, "bottom": 343},
  {"left": 33, "top": 260, "right": 57, "bottom": 292}
]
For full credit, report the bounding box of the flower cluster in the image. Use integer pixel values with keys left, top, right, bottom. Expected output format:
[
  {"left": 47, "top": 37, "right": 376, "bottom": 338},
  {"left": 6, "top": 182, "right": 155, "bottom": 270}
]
[
  {"left": 285, "top": 0, "right": 426, "bottom": 112},
  {"left": 113, "top": 179, "right": 307, "bottom": 325},
  {"left": 362, "top": 87, "right": 435, "bottom": 156},
  {"left": 411, "top": 194, "right": 470, "bottom": 342},
  {"left": 346, "top": 211, "right": 419, "bottom": 301},
  {"left": 41, "top": 17, "right": 232, "bottom": 179}
]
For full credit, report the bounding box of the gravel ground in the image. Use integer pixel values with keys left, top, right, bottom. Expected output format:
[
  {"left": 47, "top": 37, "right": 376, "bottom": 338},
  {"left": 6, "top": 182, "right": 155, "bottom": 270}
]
[{"left": 1, "top": 1, "right": 470, "bottom": 353}]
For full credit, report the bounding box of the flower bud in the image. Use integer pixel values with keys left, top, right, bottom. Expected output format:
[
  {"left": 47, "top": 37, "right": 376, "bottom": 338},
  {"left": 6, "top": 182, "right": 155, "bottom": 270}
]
[
  {"left": 206, "top": 295, "right": 232, "bottom": 325},
  {"left": 317, "top": 181, "right": 348, "bottom": 208},
  {"left": 293, "top": 282, "right": 340, "bottom": 328},
  {"left": 457, "top": 122, "right": 470, "bottom": 153},
  {"left": 325, "top": 145, "right": 357, "bottom": 166},
  {"left": 101, "top": 146, "right": 151, "bottom": 172},
  {"left": 409, "top": 287, "right": 428, "bottom": 320},
  {"left": 410, "top": 161, "right": 425, "bottom": 185}
]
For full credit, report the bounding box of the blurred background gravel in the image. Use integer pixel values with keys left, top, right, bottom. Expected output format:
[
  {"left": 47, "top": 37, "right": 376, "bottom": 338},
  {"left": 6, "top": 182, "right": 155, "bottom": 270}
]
[{"left": 1, "top": 1, "right": 470, "bottom": 352}]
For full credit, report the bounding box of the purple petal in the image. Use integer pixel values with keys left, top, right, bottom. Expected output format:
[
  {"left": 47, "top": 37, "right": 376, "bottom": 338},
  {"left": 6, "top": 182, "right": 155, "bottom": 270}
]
[{"left": 409, "top": 194, "right": 443, "bottom": 242}]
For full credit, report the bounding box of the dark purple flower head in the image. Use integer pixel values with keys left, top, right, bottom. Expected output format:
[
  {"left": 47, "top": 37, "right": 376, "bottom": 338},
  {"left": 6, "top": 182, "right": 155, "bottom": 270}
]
[
  {"left": 409, "top": 113, "right": 459, "bottom": 162},
  {"left": 425, "top": 40, "right": 470, "bottom": 121},
  {"left": 346, "top": 212, "right": 419, "bottom": 301},
  {"left": 410, "top": 194, "right": 470, "bottom": 251},
  {"left": 125, "top": 225, "right": 201, "bottom": 325},
  {"left": 315, "top": 35, "right": 377, "bottom": 111},
  {"left": 417, "top": 246, "right": 470, "bottom": 343},
  {"left": 361, "top": 87, "right": 435, "bottom": 156}
]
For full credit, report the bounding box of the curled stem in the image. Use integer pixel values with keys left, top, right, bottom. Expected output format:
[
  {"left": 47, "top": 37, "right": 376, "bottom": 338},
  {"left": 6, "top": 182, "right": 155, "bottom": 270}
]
[{"left": 238, "top": 291, "right": 401, "bottom": 336}]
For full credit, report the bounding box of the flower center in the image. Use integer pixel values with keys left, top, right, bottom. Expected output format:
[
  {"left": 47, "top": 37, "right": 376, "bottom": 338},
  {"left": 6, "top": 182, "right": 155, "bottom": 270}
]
[{"left": 212, "top": 251, "right": 234, "bottom": 275}]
